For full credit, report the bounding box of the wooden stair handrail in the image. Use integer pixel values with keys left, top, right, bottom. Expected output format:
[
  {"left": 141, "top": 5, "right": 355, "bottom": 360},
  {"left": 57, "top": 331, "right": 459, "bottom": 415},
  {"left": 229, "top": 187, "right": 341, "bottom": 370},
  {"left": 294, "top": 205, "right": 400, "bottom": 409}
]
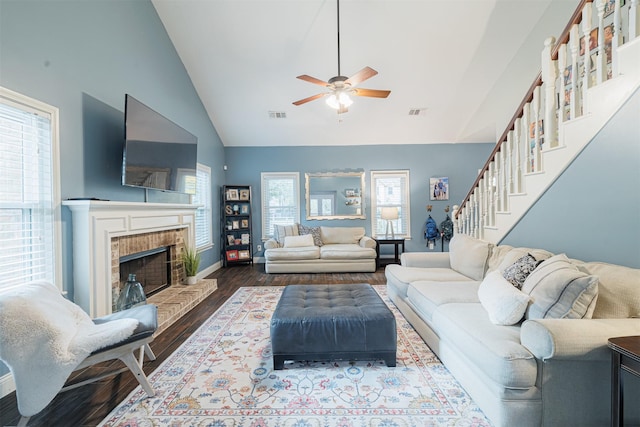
[{"left": 456, "top": 0, "right": 589, "bottom": 219}]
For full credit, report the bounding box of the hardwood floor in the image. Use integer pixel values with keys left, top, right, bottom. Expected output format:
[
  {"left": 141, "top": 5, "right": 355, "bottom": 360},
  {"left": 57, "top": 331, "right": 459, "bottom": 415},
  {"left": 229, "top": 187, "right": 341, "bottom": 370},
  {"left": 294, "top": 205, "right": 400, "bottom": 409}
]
[{"left": 0, "top": 264, "right": 388, "bottom": 427}]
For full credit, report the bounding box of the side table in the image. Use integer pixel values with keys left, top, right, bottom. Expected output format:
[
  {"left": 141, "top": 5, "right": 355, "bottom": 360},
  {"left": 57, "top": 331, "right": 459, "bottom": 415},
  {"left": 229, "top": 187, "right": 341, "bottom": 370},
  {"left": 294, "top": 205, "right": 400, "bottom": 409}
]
[
  {"left": 608, "top": 335, "right": 640, "bottom": 427},
  {"left": 376, "top": 238, "right": 405, "bottom": 268}
]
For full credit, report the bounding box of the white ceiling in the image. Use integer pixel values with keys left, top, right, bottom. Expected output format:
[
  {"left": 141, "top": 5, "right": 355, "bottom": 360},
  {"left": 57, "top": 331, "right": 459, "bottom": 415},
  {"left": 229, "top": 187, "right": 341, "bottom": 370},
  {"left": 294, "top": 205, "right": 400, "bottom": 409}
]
[{"left": 151, "top": 0, "right": 578, "bottom": 147}]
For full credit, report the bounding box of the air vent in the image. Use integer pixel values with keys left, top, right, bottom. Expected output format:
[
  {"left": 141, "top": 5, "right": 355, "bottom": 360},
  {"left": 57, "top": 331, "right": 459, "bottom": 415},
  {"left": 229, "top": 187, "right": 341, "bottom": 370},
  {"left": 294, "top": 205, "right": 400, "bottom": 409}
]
[
  {"left": 268, "top": 111, "right": 287, "bottom": 119},
  {"left": 408, "top": 108, "right": 426, "bottom": 116}
]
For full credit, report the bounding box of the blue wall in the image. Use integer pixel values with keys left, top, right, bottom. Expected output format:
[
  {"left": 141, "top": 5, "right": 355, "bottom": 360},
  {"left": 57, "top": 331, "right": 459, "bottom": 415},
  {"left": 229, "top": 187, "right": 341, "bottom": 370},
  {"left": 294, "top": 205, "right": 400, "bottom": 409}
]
[
  {"left": 0, "top": 0, "right": 226, "bottom": 298},
  {"left": 502, "top": 88, "right": 640, "bottom": 267},
  {"left": 224, "top": 144, "right": 494, "bottom": 255}
]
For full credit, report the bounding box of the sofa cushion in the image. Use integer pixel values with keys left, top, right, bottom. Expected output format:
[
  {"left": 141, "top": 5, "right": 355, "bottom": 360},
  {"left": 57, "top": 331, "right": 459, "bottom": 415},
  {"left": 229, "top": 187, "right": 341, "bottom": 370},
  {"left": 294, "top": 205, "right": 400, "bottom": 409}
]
[
  {"left": 385, "top": 264, "right": 475, "bottom": 297},
  {"left": 264, "top": 246, "right": 320, "bottom": 261},
  {"left": 502, "top": 253, "right": 542, "bottom": 289},
  {"left": 580, "top": 262, "right": 640, "bottom": 319},
  {"left": 432, "top": 303, "right": 537, "bottom": 389},
  {"left": 320, "top": 226, "right": 365, "bottom": 245},
  {"left": 298, "top": 224, "right": 323, "bottom": 246},
  {"left": 449, "top": 234, "right": 493, "bottom": 281},
  {"left": 497, "top": 247, "right": 553, "bottom": 272},
  {"left": 478, "top": 270, "right": 531, "bottom": 325},
  {"left": 319, "top": 244, "right": 376, "bottom": 260},
  {"left": 522, "top": 254, "right": 599, "bottom": 320},
  {"left": 273, "top": 224, "right": 299, "bottom": 246},
  {"left": 406, "top": 280, "right": 480, "bottom": 322},
  {"left": 284, "top": 234, "right": 314, "bottom": 248}
]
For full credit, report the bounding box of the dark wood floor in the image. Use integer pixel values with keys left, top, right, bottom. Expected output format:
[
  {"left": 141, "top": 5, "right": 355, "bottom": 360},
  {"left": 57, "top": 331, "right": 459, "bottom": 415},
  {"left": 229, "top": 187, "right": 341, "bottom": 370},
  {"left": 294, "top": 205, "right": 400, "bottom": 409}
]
[{"left": 0, "top": 264, "right": 388, "bottom": 427}]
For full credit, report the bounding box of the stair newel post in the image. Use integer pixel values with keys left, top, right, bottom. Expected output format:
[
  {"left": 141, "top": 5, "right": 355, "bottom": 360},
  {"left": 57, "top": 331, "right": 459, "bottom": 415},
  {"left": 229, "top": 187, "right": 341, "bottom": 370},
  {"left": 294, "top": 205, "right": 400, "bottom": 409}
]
[
  {"left": 452, "top": 205, "right": 460, "bottom": 235},
  {"left": 569, "top": 24, "right": 580, "bottom": 119},
  {"left": 596, "top": 0, "right": 607, "bottom": 84},
  {"left": 631, "top": 0, "right": 639, "bottom": 40},
  {"left": 542, "top": 36, "right": 558, "bottom": 149},
  {"left": 581, "top": 3, "right": 593, "bottom": 113},
  {"left": 513, "top": 117, "right": 523, "bottom": 193}
]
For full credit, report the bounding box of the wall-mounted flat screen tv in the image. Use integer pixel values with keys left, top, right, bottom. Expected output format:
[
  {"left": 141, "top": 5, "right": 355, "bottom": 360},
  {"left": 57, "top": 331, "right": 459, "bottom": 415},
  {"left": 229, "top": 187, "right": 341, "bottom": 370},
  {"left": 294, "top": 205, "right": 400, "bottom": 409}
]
[{"left": 122, "top": 94, "right": 197, "bottom": 194}]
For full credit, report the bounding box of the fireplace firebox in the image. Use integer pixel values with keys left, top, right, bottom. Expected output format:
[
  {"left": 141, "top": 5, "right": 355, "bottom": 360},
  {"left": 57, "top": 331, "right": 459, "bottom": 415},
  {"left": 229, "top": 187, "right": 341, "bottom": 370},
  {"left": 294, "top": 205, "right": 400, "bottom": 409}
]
[{"left": 119, "top": 246, "right": 172, "bottom": 299}]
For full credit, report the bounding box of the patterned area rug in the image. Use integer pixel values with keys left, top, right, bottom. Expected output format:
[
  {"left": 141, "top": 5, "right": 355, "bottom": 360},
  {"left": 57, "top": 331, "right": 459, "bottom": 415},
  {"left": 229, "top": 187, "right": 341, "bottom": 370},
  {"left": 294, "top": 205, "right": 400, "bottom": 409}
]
[{"left": 99, "top": 286, "right": 492, "bottom": 426}]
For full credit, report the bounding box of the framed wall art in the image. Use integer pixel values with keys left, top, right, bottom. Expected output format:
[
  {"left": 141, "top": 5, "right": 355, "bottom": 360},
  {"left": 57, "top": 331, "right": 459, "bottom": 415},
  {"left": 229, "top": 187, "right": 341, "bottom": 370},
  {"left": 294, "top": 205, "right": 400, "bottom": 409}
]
[{"left": 430, "top": 177, "right": 449, "bottom": 201}]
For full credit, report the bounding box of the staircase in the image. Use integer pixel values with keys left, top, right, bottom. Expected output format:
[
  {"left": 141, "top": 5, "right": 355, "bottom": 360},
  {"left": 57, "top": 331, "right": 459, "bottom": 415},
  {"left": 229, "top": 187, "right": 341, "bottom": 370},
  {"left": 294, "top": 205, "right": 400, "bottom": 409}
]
[{"left": 454, "top": 0, "right": 640, "bottom": 244}]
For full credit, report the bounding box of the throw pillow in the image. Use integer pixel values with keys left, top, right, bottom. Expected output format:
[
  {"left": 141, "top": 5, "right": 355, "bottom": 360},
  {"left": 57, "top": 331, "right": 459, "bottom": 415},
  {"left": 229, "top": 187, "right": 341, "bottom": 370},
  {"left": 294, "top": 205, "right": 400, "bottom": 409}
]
[
  {"left": 478, "top": 270, "right": 531, "bottom": 325},
  {"left": 283, "top": 234, "right": 314, "bottom": 248},
  {"left": 298, "top": 224, "right": 323, "bottom": 246},
  {"left": 502, "top": 253, "right": 542, "bottom": 289},
  {"left": 448, "top": 234, "right": 493, "bottom": 281},
  {"left": 521, "top": 253, "right": 599, "bottom": 319},
  {"left": 273, "top": 224, "right": 299, "bottom": 247}
]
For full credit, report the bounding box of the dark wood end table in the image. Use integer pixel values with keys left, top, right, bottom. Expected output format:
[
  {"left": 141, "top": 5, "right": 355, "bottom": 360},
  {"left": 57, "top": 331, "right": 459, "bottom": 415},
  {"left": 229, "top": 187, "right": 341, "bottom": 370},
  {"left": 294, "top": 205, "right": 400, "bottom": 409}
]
[
  {"left": 375, "top": 238, "right": 405, "bottom": 268},
  {"left": 608, "top": 335, "right": 640, "bottom": 426}
]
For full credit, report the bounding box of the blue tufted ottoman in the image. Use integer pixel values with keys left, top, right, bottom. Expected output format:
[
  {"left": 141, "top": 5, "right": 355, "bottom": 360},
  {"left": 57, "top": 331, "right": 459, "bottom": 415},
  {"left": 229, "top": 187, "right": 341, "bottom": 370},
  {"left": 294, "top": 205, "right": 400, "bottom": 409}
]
[{"left": 270, "top": 283, "right": 397, "bottom": 369}]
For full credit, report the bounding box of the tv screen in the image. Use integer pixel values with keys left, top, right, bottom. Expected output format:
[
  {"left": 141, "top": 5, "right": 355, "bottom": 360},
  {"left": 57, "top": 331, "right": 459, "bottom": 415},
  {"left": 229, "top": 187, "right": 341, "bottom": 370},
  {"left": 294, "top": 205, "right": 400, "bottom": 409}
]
[{"left": 122, "top": 94, "right": 197, "bottom": 194}]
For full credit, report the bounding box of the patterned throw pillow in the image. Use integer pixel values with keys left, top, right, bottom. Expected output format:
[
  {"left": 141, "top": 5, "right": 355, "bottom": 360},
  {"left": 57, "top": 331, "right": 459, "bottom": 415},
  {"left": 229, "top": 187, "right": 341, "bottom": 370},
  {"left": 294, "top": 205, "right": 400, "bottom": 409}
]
[
  {"left": 273, "top": 224, "right": 299, "bottom": 247},
  {"left": 298, "top": 224, "right": 323, "bottom": 246},
  {"left": 502, "top": 253, "right": 541, "bottom": 289}
]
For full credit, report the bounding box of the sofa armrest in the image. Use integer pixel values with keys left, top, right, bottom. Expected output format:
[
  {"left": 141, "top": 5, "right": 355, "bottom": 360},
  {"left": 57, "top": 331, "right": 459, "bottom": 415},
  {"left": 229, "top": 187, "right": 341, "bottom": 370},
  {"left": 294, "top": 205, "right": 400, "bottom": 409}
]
[
  {"left": 264, "top": 239, "right": 279, "bottom": 250},
  {"left": 400, "top": 252, "right": 451, "bottom": 268},
  {"left": 521, "top": 318, "right": 640, "bottom": 362},
  {"left": 359, "top": 236, "right": 377, "bottom": 249}
]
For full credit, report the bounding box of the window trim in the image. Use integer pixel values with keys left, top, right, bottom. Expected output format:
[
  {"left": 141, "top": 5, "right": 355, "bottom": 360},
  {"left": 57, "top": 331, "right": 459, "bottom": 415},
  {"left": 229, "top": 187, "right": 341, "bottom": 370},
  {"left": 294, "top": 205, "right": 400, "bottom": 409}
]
[
  {"left": 0, "top": 86, "right": 62, "bottom": 291},
  {"left": 194, "top": 163, "right": 213, "bottom": 251},
  {"left": 370, "top": 170, "right": 411, "bottom": 239},
  {"left": 260, "top": 172, "right": 300, "bottom": 241}
]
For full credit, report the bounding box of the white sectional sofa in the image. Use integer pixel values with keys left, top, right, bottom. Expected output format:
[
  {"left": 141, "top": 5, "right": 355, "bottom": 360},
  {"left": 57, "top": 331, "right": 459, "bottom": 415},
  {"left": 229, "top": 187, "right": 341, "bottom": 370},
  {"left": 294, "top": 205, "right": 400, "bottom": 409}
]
[
  {"left": 264, "top": 224, "right": 377, "bottom": 273},
  {"left": 385, "top": 233, "right": 640, "bottom": 427}
]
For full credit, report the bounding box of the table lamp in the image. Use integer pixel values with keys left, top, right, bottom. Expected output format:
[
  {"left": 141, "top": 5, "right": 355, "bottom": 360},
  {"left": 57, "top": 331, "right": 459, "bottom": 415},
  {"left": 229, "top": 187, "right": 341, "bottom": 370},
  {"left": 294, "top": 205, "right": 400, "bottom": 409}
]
[{"left": 381, "top": 207, "right": 399, "bottom": 239}]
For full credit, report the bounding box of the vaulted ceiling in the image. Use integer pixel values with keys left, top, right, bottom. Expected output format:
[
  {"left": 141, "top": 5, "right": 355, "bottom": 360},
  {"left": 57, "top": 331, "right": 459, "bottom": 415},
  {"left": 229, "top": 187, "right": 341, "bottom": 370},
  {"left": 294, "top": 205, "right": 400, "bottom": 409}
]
[{"left": 151, "top": 0, "right": 578, "bottom": 147}]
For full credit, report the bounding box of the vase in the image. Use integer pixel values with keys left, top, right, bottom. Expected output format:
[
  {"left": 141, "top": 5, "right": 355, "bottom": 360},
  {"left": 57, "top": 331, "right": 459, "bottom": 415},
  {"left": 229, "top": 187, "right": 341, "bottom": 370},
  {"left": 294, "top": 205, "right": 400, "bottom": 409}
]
[
  {"left": 186, "top": 276, "right": 197, "bottom": 285},
  {"left": 117, "top": 273, "right": 147, "bottom": 311}
]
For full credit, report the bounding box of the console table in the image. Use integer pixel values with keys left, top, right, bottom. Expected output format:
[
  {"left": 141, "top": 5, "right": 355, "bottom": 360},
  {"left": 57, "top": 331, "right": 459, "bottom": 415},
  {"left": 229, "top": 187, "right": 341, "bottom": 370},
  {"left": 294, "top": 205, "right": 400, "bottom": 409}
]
[
  {"left": 608, "top": 335, "right": 640, "bottom": 427},
  {"left": 376, "top": 238, "right": 405, "bottom": 267}
]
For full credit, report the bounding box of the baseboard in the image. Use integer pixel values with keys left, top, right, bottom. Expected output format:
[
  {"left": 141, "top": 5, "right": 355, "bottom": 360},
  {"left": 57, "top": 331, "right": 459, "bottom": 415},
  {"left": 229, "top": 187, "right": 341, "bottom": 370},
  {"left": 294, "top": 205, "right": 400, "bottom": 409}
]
[
  {"left": 199, "top": 260, "right": 222, "bottom": 278},
  {"left": 0, "top": 372, "right": 15, "bottom": 399}
]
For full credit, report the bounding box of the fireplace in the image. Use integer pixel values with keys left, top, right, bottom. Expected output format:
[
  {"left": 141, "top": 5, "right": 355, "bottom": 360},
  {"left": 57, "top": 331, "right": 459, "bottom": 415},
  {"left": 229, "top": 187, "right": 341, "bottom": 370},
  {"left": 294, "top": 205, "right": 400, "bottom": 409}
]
[{"left": 119, "top": 246, "right": 172, "bottom": 299}]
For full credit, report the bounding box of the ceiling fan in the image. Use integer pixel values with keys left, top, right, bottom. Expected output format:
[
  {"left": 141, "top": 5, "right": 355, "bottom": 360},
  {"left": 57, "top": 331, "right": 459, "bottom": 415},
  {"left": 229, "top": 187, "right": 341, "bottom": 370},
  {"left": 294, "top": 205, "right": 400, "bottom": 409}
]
[{"left": 292, "top": 0, "right": 391, "bottom": 114}]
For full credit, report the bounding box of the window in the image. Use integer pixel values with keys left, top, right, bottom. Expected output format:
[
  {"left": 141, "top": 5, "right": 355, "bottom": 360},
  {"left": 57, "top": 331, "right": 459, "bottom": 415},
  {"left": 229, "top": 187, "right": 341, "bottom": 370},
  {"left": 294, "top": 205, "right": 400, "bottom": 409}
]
[
  {"left": 309, "top": 191, "right": 335, "bottom": 216},
  {"left": 193, "top": 163, "right": 212, "bottom": 250},
  {"left": 261, "top": 172, "right": 300, "bottom": 240},
  {"left": 371, "top": 170, "right": 411, "bottom": 238},
  {"left": 0, "top": 87, "right": 61, "bottom": 290}
]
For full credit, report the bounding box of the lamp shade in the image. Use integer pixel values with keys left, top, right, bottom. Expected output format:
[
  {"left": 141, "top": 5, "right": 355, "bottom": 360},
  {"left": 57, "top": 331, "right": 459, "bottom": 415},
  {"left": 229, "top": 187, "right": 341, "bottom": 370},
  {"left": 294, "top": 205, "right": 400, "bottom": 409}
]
[{"left": 381, "top": 207, "right": 399, "bottom": 220}]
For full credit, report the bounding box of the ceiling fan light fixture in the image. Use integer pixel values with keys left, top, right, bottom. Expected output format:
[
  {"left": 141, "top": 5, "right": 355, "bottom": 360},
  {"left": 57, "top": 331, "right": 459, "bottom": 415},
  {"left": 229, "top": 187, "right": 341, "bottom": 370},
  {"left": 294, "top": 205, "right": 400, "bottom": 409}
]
[{"left": 326, "top": 90, "right": 353, "bottom": 110}]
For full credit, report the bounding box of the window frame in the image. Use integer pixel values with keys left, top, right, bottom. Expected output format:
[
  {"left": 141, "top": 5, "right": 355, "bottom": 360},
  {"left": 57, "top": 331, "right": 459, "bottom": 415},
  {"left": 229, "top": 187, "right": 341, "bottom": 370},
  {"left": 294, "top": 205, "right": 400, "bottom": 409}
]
[
  {"left": 370, "top": 170, "right": 411, "bottom": 239},
  {"left": 193, "top": 163, "right": 213, "bottom": 251},
  {"left": 260, "top": 172, "right": 300, "bottom": 241},
  {"left": 0, "top": 86, "right": 62, "bottom": 291}
]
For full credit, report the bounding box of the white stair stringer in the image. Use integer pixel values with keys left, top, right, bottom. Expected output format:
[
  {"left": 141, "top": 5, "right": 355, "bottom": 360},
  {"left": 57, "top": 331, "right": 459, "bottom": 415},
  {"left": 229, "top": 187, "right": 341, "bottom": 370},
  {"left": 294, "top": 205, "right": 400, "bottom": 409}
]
[{"left": 481, "top": 37, "right": 640, "bottom": 244}]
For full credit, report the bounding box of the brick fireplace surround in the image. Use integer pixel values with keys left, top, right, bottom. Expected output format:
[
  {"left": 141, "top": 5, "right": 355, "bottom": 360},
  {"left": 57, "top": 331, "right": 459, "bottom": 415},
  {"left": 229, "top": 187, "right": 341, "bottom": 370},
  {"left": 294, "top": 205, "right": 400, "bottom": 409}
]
[{"left": 64, "top": 200, "right": 216, "bottom": 333}]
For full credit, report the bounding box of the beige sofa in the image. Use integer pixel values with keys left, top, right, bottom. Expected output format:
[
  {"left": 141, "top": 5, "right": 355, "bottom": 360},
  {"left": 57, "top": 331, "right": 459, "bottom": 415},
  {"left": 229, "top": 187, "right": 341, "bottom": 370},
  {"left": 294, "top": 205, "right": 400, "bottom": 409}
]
[
  {"left": 386, "top": 233, "right": 640, "bottom": 427},
  {"left": 264, "top": 224, "right": 377, "bottom": 273}
]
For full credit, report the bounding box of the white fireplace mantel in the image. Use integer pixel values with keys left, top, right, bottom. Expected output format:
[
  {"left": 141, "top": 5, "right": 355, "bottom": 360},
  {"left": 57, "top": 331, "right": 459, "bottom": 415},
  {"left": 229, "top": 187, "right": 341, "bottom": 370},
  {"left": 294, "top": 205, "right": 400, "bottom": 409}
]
[{"left": 63, "top": 200, "right": 198, "bottom": 317}]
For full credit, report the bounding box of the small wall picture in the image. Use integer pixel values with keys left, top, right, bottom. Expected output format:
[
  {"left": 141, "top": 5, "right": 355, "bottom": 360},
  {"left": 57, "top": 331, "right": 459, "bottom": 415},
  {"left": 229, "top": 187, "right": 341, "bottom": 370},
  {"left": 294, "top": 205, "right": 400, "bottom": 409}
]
[
  {"left": 226, "top": 189, "right": 239, "bottom": 200},
  {"left": 226, "top": 250, "right": 239, "bottom": 261},
  {"left": 232, "top": 220, "right": 240, "bottom": 229},
  {"left": 239, "top": 189, "right": 250, "bottom": 200},
  {"left": 238, "top": 250, "right": 250, "bottom": 260},
  {"left": 430, "top": 177, "right": 449, "bottom": 201},
  {"left": 240, "top": 204, "right": 249, "bottom": 214},
  {"left": 241, "top": 219, "right": 249, "bottom": 228},
  {"left": 241, "top": 233, "right": 250, "bottom": 244},
  {"left": 227, "top": 234, "right": 235, "bottom": 245}
]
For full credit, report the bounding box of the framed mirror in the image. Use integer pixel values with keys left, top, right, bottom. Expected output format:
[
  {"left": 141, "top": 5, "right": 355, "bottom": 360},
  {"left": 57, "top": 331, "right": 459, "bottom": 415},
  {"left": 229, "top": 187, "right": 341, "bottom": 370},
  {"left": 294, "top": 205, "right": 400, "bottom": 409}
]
[{"left": 305, "top": 171, "right": 365, "bottom": 220}]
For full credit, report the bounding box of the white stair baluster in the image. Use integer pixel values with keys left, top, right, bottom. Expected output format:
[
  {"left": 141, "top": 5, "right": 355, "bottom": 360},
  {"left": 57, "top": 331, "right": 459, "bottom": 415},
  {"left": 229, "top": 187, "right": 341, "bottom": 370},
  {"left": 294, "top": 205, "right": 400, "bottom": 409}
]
[
  {"left": 533, "top": 86, "right": 542, "bottom": 172},
  {"left": 500, "top": 143, "right": 509, "bottom": 212},
  {"left": 612, "top": 0, "right": 622, "bottom": 77},
  {"left": 513, "top": 118, "right": 523, "bottom": 193},
  {"left": 558, "top": 44, "right": 569, "bottom": 124},
  {"left": 522, "top": 102, "right": 532, "bottom": 173},
  {"left": 506, "top": 131, "right": 514, "bottom": 195},
  {"left": 542, "top": 36, "right": 558, "bottom": 148},
  {"left": 596, "top": 0, "right": 607, "bottom": 84},
  {"left": 631, "top": 0, "right": 639, "bottom": 40},
  {"left": 581, "top": 3, "right": 593, "bottom": 111},
  {"left": 570, "top": 24, "right": 580, "bottom": 119}
]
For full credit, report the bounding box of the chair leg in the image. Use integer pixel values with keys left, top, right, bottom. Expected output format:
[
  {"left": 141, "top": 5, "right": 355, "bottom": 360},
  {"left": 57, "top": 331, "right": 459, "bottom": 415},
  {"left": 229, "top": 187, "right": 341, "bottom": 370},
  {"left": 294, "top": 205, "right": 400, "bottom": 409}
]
[
  {"left": 144, "top": 343, "right": 156, "bottom": 361},
  {"left": 119, "top": 352, "right": 155, "bottom": 397}
]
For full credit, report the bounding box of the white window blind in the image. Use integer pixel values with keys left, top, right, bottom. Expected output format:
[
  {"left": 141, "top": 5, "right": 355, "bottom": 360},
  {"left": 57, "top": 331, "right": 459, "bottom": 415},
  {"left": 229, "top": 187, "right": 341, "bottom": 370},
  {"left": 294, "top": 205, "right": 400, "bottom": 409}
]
[
  {"left": 193, "top": 163, "right": 212, "bottom": 249},
  {"left": 261, "top": 172, "right": 300, "bottom": 240},
  {"left": 0, "top": 88, "right": 61, "bottom": 290},
  {"left": 371, "top": 170, "right": 411, "bottom": 238}
]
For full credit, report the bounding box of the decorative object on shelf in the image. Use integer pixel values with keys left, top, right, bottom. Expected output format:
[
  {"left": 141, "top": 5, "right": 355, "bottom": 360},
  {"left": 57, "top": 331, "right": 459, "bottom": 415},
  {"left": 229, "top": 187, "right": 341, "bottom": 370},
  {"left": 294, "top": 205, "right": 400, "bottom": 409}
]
[
  {"left": 381, "top": 207, "right": 399, "bottom": 239},
  {"left": 181, "top": 247, "right": 201, "bottom": 285},
  {"left": 221, "top": 185, "right": 253, "bottom": 267},
  {"left": 116, "top": 273, "right": 146, "bottom": 311},
  {"left": 430, "top": 177, "right": 449, "bottom": 201}
]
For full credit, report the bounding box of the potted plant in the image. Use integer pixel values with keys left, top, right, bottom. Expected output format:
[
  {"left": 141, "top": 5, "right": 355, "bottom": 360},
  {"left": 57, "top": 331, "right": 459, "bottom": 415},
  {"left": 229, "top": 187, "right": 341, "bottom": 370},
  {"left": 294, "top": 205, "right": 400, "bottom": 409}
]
[{"left": 181, "top": 246, "right": 201, "bottom": 285}]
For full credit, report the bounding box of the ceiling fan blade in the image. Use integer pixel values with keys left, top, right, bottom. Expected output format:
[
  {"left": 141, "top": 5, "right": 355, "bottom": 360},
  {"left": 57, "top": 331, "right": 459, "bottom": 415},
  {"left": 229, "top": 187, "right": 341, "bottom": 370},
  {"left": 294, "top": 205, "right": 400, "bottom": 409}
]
[
  {"left": 345, "top": 66, "right": 378, "bottom": 86},
  {"left": 292, "top": 93, "right": 326, "bottom": 106},
  {"left": 353, "top": 88, "right": 391, "bottom": 98},
  {"left": 296, "top": 75, "right": 329, "bottom": 87}
]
